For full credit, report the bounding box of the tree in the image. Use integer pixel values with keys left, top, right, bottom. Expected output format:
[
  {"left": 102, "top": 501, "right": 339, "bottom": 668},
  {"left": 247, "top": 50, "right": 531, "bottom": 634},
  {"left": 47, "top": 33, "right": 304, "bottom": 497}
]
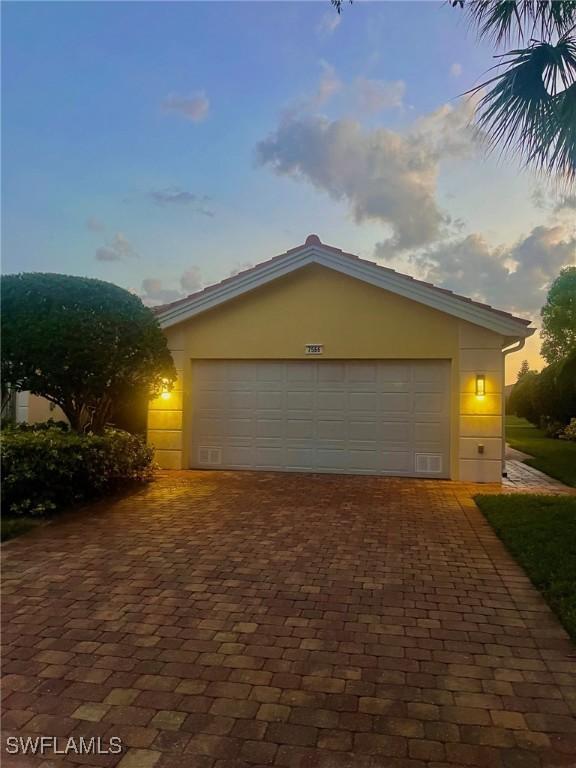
[
  {"left": 541, "top": 265, "right": 576, "bottom": 364},
  {"left": 517, "top": 359, "right": 531, "bottom": 379},
  {"left": 331, "top": 0, "right": 576, "bottom": 181},
  {"left": 1, "top": 273, "right": 176, "bottom": 433},
  {"left": 508, "top": 369, "right": 540, "bottom": 423},
  {"left": 508, "top": 350, "right": 576, "bottom": 428}
]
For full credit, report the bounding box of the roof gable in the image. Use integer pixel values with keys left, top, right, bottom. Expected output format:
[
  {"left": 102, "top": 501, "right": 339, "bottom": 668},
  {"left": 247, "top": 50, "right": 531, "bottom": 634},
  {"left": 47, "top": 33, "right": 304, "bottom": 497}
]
[{"left": 155, "top": 235, "right": 534, "bottom": 339}]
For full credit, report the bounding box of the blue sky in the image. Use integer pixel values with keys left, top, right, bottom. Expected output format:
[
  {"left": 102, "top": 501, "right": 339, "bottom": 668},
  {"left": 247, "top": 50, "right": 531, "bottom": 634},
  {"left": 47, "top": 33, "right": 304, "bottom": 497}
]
[{"left": 3, "top": 1, "right": 575, "bottom": 379}]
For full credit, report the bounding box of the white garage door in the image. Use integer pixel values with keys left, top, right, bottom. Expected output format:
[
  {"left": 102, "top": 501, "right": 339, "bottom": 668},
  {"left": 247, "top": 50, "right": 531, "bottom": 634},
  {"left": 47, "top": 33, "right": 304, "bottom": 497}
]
[{"left": 191, "top": 360, "right": 450, "bottom": 477}]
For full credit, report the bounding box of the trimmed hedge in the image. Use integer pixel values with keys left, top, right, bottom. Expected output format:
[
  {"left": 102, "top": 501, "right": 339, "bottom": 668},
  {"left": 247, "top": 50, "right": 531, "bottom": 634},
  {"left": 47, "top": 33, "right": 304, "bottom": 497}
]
[{"left": 1, "top": 426, "right": 154, "bottom": 517}]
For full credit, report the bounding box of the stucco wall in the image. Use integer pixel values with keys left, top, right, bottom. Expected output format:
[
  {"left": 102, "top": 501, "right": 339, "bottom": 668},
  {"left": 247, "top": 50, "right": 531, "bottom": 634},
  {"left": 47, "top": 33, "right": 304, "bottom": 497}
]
[
  {"left": 458, "top": 323, "right": 504, "bottom": 482},
  {"left": 148, "top": 264, "right": 506, "bottom": 481},
  {"left": 15, "top": 392, "right": 67, "bottom": 424}
]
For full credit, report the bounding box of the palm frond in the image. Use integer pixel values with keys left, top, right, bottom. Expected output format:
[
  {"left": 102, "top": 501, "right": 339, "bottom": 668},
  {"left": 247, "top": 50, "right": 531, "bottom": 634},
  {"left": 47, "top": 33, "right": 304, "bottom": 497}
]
[
  {"left": 331, "top": 0, "right": 352, "bottom": 15},
  {"left": 454, "top": 1, "right": 576, "bottom": 44},
  {"left": 469, "top": 36, "right": 576, "bottom": 180}
]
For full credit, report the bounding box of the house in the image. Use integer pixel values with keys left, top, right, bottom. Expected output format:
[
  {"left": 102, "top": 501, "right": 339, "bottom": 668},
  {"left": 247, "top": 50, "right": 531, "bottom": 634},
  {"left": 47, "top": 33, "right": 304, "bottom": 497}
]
[{"left": 149, "top": 236, "right": 534, "bottom": 482}]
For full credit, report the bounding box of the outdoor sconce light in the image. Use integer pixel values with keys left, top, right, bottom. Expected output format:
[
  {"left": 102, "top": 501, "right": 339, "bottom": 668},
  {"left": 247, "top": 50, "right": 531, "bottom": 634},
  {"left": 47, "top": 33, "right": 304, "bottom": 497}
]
[
  {"left": 160, "top": 379, "right": 171, "bottom": 400},
  {"left": 475, "top": 374, "right": 486, "bottom": 399}
]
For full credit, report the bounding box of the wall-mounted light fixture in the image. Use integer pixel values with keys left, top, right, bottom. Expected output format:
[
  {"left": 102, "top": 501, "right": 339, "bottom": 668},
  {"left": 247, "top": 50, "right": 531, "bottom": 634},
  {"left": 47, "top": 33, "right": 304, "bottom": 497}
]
[
  {"left": 160, "top": 379, "right": 171, "bottom": 400},
  {"left": 475, "top": 374, "right": 486, "bottom": 399}
]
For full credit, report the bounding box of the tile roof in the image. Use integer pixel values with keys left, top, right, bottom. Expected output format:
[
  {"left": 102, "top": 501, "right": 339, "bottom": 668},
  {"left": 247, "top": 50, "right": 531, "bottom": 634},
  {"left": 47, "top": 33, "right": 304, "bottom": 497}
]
[{"left": 153, "top": 234, "right": 532, "bottom": 327}]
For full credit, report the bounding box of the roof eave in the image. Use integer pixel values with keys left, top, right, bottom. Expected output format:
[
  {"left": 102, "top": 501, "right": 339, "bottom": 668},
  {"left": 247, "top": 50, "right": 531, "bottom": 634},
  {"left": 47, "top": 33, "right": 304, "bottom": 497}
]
[{"left": 155, "top": 244, "right": 534, "bottom": 339}]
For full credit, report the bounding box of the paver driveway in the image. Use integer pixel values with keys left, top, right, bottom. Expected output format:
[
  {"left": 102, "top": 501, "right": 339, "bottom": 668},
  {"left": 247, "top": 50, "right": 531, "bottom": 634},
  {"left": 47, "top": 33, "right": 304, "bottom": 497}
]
[{"left": 2, "top": 472, "right": 576, "bottom": 768}]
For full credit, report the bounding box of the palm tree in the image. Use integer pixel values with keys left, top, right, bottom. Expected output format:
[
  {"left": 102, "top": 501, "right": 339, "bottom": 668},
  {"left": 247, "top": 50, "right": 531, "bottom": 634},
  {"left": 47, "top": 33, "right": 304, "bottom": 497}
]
[{"left": 331, "top": 0, "right": 576, "bottom": 182}]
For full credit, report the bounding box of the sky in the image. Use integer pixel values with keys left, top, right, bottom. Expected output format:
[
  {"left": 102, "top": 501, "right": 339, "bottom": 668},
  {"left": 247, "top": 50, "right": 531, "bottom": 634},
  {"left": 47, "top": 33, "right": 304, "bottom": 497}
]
[{"left": 3, "top": 1, "right": 575, "bottom": 383}]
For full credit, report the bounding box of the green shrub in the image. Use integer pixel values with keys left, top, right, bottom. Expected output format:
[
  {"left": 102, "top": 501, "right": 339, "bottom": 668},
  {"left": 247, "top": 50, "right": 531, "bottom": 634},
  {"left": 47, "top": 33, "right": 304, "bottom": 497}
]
[{"left": 1, "top": 426, "right": 154, "bottom": 517}]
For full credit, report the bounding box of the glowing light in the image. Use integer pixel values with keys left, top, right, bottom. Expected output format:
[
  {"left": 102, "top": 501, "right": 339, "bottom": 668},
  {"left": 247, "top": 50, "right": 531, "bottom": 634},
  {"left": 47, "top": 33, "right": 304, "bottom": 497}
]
[
  {"left": 475, "top": 374, "right": 486, "bottom": 399},
  {"left": 160, "top": 378, "right": 171, "bottom": 400}
]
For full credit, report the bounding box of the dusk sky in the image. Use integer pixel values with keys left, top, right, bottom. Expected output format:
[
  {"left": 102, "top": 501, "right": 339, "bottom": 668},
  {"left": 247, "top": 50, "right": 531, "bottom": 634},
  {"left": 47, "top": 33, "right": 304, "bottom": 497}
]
[{"left": 3, "top": 1, "right": 575, "bottom": 382}]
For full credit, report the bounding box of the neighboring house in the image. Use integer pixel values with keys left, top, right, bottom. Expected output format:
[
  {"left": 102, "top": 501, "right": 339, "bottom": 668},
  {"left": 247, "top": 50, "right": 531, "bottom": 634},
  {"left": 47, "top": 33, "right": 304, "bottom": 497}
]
[
  {"left": 149, "top": 236, "right": 534, "bottom": 482},
  {"left": 13, "top": 392, "right": 67, "bottom": 424}
]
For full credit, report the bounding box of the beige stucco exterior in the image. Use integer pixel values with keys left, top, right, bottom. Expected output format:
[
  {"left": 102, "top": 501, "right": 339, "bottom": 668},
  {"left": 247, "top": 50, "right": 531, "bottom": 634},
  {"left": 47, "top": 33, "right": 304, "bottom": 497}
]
[
  {"left": 148, "top": 264, "right": 507, "bottom": 482},
  {"left": 15, "top": 391, "right": 67, "bottom": 425}
]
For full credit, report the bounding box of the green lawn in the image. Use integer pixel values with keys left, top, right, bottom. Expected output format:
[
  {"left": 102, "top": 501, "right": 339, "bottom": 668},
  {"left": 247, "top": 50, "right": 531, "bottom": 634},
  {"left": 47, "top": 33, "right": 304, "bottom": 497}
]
[
  {"left": 476, "top": 493, "right": 576, "bottom": 642},
  {"left": 506, "top": 415, "right": 576, "bottom": 487},
  {"left": 1, "top": 517, "right": 44, "bottom": 543}
]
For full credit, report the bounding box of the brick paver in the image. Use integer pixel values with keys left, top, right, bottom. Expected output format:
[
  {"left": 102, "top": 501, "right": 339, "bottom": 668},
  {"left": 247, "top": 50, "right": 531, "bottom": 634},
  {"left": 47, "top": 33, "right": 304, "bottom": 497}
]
[{"left": 2, "top": 471, "right": 576, "bottom": 768}]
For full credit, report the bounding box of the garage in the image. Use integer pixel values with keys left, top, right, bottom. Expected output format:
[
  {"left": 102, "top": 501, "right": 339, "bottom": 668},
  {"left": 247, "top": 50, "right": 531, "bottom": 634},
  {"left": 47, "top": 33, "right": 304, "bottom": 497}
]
[
  {"left": 148, "top": 235, "right": 534, "bottom": 482},
  {"left": 191, "top": 359, "right": 450, "bottom": 476}
]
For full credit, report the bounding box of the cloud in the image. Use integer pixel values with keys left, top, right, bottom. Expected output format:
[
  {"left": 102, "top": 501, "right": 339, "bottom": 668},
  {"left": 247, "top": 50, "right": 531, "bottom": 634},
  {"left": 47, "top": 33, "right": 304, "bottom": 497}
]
[
  {"left": 86, "top": 216, "right": 105, "bottom": 232},
  {"left": 530, "top": 187, "right": 576, "bottom": 216},
  {"left": 163, "top": 92, "right": 209, "bottom": 123},
  {"left": 180, "top": 266, "right": 203, "bottom": 293},
  {"left": 411, "top": 224, "right": 576, "bottom": 316},
  {"left": 95, "top": 233, "right": 138, "bottom": 262},
  {"left": 256, "top": 98, "right": 477, "bottom": 253},
  {"left": 555, "top": 194, "right": 576, "bottom": 212},
  {"left": 151, "top": 188, "right": 200, "bottom": 205},
  {"left": 312, "top": 62, "right": 342, "bottom": 109},
  {"left": 450, "top": 62, "right": 463, "bottom": 78},
  {"left": 354, "top": 77, "right": 405, "bottom": 113},
  {"left": 140, "top": 278, "right": 182, "bottom": 307},
  {"left": 317, "top": 11, "right": 341, "bottom": 37},
  {"left": 140, "top": 266, "right": 204, "bottom": 306},
  {"left": 150, "top": 187, "right": 215, "bottom": 215}
]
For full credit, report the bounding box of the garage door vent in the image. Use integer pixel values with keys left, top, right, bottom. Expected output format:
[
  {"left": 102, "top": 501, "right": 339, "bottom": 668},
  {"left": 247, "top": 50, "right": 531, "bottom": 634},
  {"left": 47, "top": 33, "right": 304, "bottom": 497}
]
[
  {"left": 415, "top": 454, "right": 443, "bottom": 474},
  {"left": 198, "top": 447, "right": 222, "bottom": 465}
]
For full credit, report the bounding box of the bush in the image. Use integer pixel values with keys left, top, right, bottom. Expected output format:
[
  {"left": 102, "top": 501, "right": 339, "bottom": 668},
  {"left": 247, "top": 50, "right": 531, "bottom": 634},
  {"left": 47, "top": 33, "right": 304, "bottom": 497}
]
[
  {"left": 507, "top": 370, "right": 540, "bottom": 425},
  {"left": 1, "top": 426, "right": 155, "bottom": 517},
  {"left": 562, "top": 418, "right": 576, "bottom": 442}
]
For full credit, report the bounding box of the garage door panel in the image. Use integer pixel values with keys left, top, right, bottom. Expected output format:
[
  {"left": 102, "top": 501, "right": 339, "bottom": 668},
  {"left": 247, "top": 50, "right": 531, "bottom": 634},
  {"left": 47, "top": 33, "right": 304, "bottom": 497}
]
[
  {"left": 256, "top": 362, "right": 284, "bottom": 382},
  {"left": 256, "top": 419, "right": 283, "bottom": 438},
  {"left": 379, "top": 368, "right": 411, "bottom": 392},
  {"left": 413, "top": 364, "right": 446, "bottom": 382},
  {"left": 349, "top": 421, "right": 378, "bottom": 441},
  {"left": 317, "top": 449, "right": 348, "bottom": 469},
  {"left": 257, "top": 391, "right": 284, "bottom": 409},
  {"left": 415, "top": 422, "right": 444, "bottom": 442},
  {"left": 382, "top": 451, "right": 411, "bottom": 472},
  {"left": 198, "top": 416, "right": 225, "bottom": 437},
  {"left": 318, "top": 391, "right": 347, "bottom": 410},
  {"left": 317, "top": 419, "right": 346, "bottom": 440},
  {"left": 194, "top": 361, "right": 225, "bottom": 383},
  {"left": 349, "top": 450, "right": 381, "bottom": 471},
  {"left": 287, "top": 364, "right": 315, "bottom": 383},
  {"left": 286, "top": 447, "right": 315, "bottom": 468},
  {"left": 228, "top": 363, "right": 257, "bottom": 382},
  {"left": 318, "top": 363, "right": 346, "bottom": 383},
  {"left": 381, "top": 393, "right": 411, "bottom": 411},
  {"left": 286, "top": 419, "right": 314, "bottom": 438},
  {"left": 286, "top": 391, "right": 314, "bottom": 409},
  {"left": 228, "top": 391, "right": 256, "bottom": 409},
  {"left": 191, "top": 360, "right": 450, "bottom": 477},
  {"left": 382, "top": 421, "right": 411, "bottom": 442},
  {"left": 414, "top": 393, "right": 445, "bottom": 413},
  {"left": 349, "top": 393, "right": 378, "bottom": 411},
  {"left": 255, "top": 447, "right": 284, "bottom": 466},
  {"left": 197, "top": 391, "right": 225, "bottom": 410},
  {"left": 227, "top": 418, "right": 253, "bottom": 438},
  {"left": 347, "top": 363, "right": 378, "bottom": 383}
]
